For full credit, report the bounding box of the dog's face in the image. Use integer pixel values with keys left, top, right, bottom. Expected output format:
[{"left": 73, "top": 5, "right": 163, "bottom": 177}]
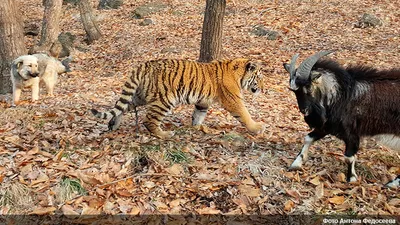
[{"left": 14, "top": 55, "right": 39, "bottom": 80}]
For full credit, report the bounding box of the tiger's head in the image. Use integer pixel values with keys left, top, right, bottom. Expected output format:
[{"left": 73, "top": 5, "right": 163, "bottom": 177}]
[{"left": 231, "top": 59, "right": 264, "bottom": 95}]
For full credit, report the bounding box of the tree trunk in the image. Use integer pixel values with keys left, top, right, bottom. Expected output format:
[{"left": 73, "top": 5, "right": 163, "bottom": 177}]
[
  {"left": 0, "top": 0, "right": 26, "bottom": 95},
  {"left": 198, "top": 0, "right": 226, "bottom": 63},
  {"left": 29, "top": 0, "right": 62, "bottom": 56},
  {"left": 79, "top": 0, "right": 102, "bottom": 44}
]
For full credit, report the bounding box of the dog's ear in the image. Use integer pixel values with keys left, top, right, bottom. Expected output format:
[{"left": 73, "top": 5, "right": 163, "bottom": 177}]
[{"left": 12, "top": 58, "right": 24, "bottom": 69}]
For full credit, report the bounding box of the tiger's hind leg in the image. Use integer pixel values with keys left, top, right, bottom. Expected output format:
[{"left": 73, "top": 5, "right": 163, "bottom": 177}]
[
  {"left": 192, "top": 104, "right": 209, "bottom": 125},
  {"left": 143, "top": 102, "right": 174, "bottom": 139},
  {"left": 222, "top": 100, "right": 265, "bottom": 134}
]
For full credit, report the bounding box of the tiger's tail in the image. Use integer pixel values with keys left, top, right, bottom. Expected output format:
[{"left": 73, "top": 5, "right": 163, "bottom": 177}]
[{"left": 91, "top": 72, "right": 140, "bottom": 121}]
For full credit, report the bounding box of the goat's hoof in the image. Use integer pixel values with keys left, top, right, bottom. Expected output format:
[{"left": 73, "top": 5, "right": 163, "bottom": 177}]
[
  {"left": 288, "top": 158, "right": 303, "bottom": 171},
  {"left": 347, "top": 176, "right": 358, "bottom": 183},
  {"left": 288, "top": 164, "right": 302, "bottom": 171},
  {"left": 384, "top": 179, "right": 399, "bottom": 189}
]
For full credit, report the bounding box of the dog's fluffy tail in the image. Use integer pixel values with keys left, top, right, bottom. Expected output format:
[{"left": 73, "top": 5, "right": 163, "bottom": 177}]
[{"left": 61, "top": 56, "right": 73, "bottom": 72}]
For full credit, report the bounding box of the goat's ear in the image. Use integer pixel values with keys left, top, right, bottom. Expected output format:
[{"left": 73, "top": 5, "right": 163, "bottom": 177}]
[
  {"left": 245, "top": 61, "right": 257, "bottom": 72},
  {"left": 311, "top": 71, "right": 322, "bottom": 81},
  {"left": 283, "top": 63, "right": 291, "bottom": 74}
]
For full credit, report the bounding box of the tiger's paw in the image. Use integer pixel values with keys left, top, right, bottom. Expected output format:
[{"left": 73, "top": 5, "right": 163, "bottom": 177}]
[
  {"left": 108, "top": 115, "right": 122, "bottom": 131},
  {"left": 249, "top": 122, "right": 266, "bottom": 134}
]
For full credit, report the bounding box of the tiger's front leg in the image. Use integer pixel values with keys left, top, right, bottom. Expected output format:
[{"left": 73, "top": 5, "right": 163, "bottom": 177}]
[
  {"left": 143, "top": 102, "right": 174, "bottom": 139},
  {"left": 223, "top": 101, "right": 265, "bottom": 134}
]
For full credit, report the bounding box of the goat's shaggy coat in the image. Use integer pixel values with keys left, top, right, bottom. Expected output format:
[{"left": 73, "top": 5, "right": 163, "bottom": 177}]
[{"left": 284, "top": 51, "right": 400, "bottom": 188}]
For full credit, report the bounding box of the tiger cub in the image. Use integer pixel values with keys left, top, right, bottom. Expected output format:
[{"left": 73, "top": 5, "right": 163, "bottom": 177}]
[{"left": 91, "top": 58, "right": 265, "bottom": 139}]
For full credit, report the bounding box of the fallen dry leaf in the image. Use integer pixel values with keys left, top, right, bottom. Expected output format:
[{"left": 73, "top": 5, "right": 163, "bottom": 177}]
[
  {"left": 285, "top": 189, "right": 301, "bottom": 201},
  {"left": 284, "top": 200, "right": 295, "bottom": 212},
  {"left": 337, "top": 173, "right": 346, "bottom": 182},
  {"left": 29, "top": 206, "right": 56, "bottom": 215},
  {"left": 30, "top": 172, "right": 49, "bottom": 186},
  {"left": 165, "top": 164, "right": 184, "bottom": 175},
  {"left": 61, "top": 205, "right": 79, "bottom": 215},
  {"left": 328, "top": 196, "right": 346, "bottom": 205},
  {"left": 196, "top": 207, "right": 221, "bottom": 214},
  {"left": 143, "top": 181, "right": 156, "bottom": 189},
  {"left": 384, "top": 202, "right": 394, "bottom": 214},
  {"left": 103, "top": 201, "right": 115, "bottom": 215},
  {"left": 315, "top": 183, "right": 324, "bottom": 199},
  {"left": 309, "top": 176, "right": 321, "bottom": 186},
  {"left": 115, "top": 189, "right": 133, "bottom": 197},
  {"left": 169, "top": 199, "right": 184, "bottom": 208},
  {"left": 27, "top": 146, "right": 40, "bottom": 155},
  {"left": 129, "top": 206, "right": 140, "bottom": 215},
  {"left": 388, "top": 198, "right": 400, "bottom": 207},
  {"left": 81, "top": 205, "right": 101, "bottom": 215},
  {"left": 76, "top": 171, "right": 102, "bottom": 186},
  {"left": 153, "top": 200, "right": 169, "bottom": 213},
  {"left": 199, "top": 125, "right": 220, "bottom": 134},
  {"left": 53, "top": 149, "right": 64, "bottom": 162},
  {"left": 238, "top": 184, "right": 261, "bottom": 197},
  {"left": 241, "top": 177, "right": 256, "bottom": 186}
]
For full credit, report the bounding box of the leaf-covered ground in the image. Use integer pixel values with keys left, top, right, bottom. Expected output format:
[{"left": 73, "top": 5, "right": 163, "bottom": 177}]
[{"left": 0, "top": 0, "right": 399, "bottom": 219}]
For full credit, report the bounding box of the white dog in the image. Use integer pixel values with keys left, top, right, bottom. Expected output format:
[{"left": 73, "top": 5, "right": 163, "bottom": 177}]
[{"left": 10, "top": 53, "right": 71, "bottom": 106}]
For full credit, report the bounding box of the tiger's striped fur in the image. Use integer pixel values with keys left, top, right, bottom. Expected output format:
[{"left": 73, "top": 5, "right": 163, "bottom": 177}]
[{"left": 91, "top": 58, "right": 265, "bottom": 139}]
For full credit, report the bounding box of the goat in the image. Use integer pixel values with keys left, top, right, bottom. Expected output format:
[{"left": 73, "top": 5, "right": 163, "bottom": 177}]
[{"left": 283, "top": 51, "right": 400, "bottom": 188}]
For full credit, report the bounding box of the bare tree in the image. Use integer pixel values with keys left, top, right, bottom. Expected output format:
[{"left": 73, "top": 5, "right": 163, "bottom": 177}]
[
  {"left": 198, "top": 0, "right": 226, "bottom": 63},
  {"left": 0, "top": 0, "right": 26, "bottom": 94},
  {"left": 29, "top": 0, "right": 63, "bottom": 57},
  {"left": 78, "top": 0, "right": 102, "bottom": 44}
]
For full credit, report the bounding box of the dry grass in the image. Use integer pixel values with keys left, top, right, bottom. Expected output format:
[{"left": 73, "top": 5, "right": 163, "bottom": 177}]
[
  {"left": 54, "top": 178, "right": 87, "bottom": 205},
  {"left": 0, "top": 182, "right": 34, "bottom": 212}
]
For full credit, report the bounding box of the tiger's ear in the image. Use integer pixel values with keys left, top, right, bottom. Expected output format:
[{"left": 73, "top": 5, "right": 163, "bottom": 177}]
[{"left": 245, "top": 61, "right": 257, "bottom": 72}]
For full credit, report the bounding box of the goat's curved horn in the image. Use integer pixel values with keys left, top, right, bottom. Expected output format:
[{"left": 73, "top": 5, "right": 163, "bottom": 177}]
[
  {"left": 289, "top": 53, "right": 299, "bottom": 78},
  {"left": 297, "top": 50, "right": 334, "bottom": 79}
]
